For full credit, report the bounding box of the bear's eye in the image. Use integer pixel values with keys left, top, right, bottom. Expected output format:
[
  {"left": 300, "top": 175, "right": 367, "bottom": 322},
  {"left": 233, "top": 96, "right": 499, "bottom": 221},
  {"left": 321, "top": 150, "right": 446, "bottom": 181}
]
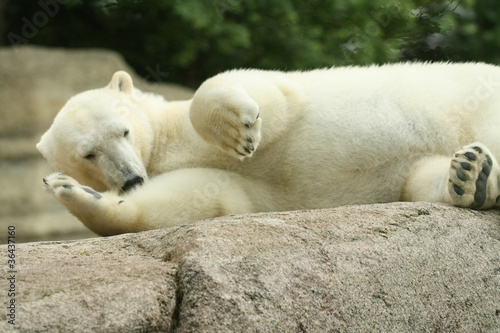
[
  {"left": 123, "top": 130, "right": 129, "bottom": 137},
  {"left": 84, "top": 153, "right": 96, "bottom": 160}
]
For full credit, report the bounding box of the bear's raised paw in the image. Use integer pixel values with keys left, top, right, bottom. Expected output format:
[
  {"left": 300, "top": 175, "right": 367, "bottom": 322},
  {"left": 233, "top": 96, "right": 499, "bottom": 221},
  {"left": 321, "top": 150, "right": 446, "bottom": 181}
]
[
  {"left": 190, "top": 86, "right": 262, "bottom": 160},
  {"left": 448, "top": 143, "right": 500, "bottom": 209}
]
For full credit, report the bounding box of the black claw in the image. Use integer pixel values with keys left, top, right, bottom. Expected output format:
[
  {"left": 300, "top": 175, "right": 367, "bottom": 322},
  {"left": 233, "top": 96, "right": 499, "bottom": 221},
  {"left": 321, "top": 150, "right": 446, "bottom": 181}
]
[
  {"left": 473, "top": 146, "right": 483, "bottom": 154},
  {"left": 244, "top": 122, "right": 250, "bottom": 128},
  {"left": 82, "top": 187, "right": 102, "bottom": 199},
  {"left": 256, "top": 112, "right": 260, "bottom": 119},
  {"left": 456, "top": 170, "right": 467, "bottom": 181},
  {"left": 453, "top": 185, "right": 465, "bottom": 196},
  {"left": 118, "top": 200, "right": 125, "bottom": 205},
  {"left": 43, "top": 178, "right": 48, "bottom": 185},
  {"left": 460, "top": 162, "right": 472, "bottom": 171},
  {"left": 246, "top": 137, "right": 253, "bottom": 143},
  {"left": 62, "top": 184, "right": 74, "bottom": 189},
  {"left": 244, "top": 147, "right": 251, "bottom": 154},
  {"left": 234, "top": 149, "right": 246, "bottom": 156},
  {"left": 248, "top": 144, "right": 255, "bottom": 151},
  {"left": 464, "top": 152, "right": 477, "bottom": 161}
]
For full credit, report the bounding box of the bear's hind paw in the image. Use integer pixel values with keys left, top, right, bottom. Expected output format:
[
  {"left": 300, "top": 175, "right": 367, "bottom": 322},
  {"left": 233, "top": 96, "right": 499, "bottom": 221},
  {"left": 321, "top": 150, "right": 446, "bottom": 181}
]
[{"left": 448, "top": 143, "right": 500, "bottom": 209}]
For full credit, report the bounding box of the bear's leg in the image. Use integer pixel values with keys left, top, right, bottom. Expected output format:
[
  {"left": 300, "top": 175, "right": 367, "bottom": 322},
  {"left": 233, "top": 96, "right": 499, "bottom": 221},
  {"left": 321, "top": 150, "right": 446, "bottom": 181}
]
[
  {"left": 43, "top": 168, "right": 256, "bottom": 236},
  {"left": 402, "top": 143, "right": 500, "bottom": 209},
  {"left": 43, "top": 173, "right": 140, "bottom": 236}
]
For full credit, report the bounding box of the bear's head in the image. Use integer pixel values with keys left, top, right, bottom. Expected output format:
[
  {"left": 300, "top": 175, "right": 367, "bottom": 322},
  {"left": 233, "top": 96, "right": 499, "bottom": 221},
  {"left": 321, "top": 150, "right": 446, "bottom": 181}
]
[{"left": 37, "top": 71, "right": 154, "bottom": 193}]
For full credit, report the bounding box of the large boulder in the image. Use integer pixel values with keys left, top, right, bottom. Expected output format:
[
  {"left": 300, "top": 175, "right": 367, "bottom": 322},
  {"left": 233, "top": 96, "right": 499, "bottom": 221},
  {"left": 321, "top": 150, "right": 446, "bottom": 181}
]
[
  {"left": 0, "top": 46, "right": 194, "bottom": 243},
  {"left": 1, "top": 202, "right": 499, "bottom": 332}
]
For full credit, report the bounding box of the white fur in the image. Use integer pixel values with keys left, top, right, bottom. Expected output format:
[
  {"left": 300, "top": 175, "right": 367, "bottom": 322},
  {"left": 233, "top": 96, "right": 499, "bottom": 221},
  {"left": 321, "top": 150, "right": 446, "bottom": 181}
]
[{"left": 37, "top": 63, "right": 500, "bottom": 235}]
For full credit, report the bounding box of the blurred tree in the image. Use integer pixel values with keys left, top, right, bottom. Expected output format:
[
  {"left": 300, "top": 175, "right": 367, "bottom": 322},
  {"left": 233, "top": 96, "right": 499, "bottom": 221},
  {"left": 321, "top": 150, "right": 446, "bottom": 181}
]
[
  {"left": 2, "top": 0, "right": 499, "bottom": 87},
  {"left": 438, "top": 0, "right": 500, "bottom": 64}
]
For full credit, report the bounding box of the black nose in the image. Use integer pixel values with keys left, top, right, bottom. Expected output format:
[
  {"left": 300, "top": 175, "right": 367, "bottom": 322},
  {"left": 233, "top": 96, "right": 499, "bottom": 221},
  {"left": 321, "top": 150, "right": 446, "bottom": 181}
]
[{"left": 121, "top": 175, "right": 144, "bottom": 193}]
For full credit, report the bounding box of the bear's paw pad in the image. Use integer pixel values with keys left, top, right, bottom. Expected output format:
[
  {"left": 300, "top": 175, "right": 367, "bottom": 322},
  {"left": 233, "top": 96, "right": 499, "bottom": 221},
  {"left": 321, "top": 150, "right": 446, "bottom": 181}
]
[{"left": 448, "top": 143, "right": 499, "bottom": 209}]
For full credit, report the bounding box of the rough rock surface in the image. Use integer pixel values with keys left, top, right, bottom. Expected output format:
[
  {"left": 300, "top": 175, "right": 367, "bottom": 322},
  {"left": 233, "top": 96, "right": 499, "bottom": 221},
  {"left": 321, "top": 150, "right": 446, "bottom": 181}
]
[
  {"left": 0, "top": 46, "right": 193, "bottom": 243},
  {"left": 1, "top": 202, "right": 499, "bottom": 332}
]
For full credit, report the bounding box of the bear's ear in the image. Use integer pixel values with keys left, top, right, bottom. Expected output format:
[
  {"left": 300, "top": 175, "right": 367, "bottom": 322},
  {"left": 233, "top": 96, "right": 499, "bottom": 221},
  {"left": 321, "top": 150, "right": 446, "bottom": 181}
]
[
  {"left": 36, "top": 135, "right": 49, "bottom": 159},
  {"left": 109, "top": 71, "right": 134, "bottom": 94}
]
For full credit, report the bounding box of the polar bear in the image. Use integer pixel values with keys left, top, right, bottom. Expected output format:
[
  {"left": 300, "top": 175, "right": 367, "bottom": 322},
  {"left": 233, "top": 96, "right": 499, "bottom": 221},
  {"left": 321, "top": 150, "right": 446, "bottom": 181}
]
[{"left": 37, "top": 63, "right": 500, "bottom": 236}]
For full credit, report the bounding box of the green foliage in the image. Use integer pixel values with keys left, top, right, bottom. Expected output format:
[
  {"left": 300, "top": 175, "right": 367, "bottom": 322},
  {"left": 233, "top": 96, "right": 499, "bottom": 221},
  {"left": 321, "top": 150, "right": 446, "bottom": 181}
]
[
  {"left": 3, "top": 0, "right": 500, "bottom": 87},
  {"left": 441, "top": 0, "right": 500, "bottom": 64}
]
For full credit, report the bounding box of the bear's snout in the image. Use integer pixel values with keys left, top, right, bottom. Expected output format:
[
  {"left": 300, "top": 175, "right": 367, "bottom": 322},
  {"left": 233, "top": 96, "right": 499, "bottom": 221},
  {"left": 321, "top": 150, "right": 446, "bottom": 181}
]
[{"left": 121, "top": 175, "right": 144, "bottom": 193}]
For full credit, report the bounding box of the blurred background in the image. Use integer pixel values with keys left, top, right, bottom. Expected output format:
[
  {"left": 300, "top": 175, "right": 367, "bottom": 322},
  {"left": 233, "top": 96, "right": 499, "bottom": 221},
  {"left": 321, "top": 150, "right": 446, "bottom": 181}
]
[
  {"left": 1, "top": 0, "right": 500, "bottom": 243},
  {"left": 4, "top": 0, "right": 500, "bottom": 87}
]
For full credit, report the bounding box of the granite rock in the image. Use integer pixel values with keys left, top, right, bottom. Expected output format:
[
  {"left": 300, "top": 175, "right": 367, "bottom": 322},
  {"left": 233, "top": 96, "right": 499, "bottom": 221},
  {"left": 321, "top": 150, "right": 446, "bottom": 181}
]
[{"left": 1, "top": 202, "right": 499, "bottom": 332}]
